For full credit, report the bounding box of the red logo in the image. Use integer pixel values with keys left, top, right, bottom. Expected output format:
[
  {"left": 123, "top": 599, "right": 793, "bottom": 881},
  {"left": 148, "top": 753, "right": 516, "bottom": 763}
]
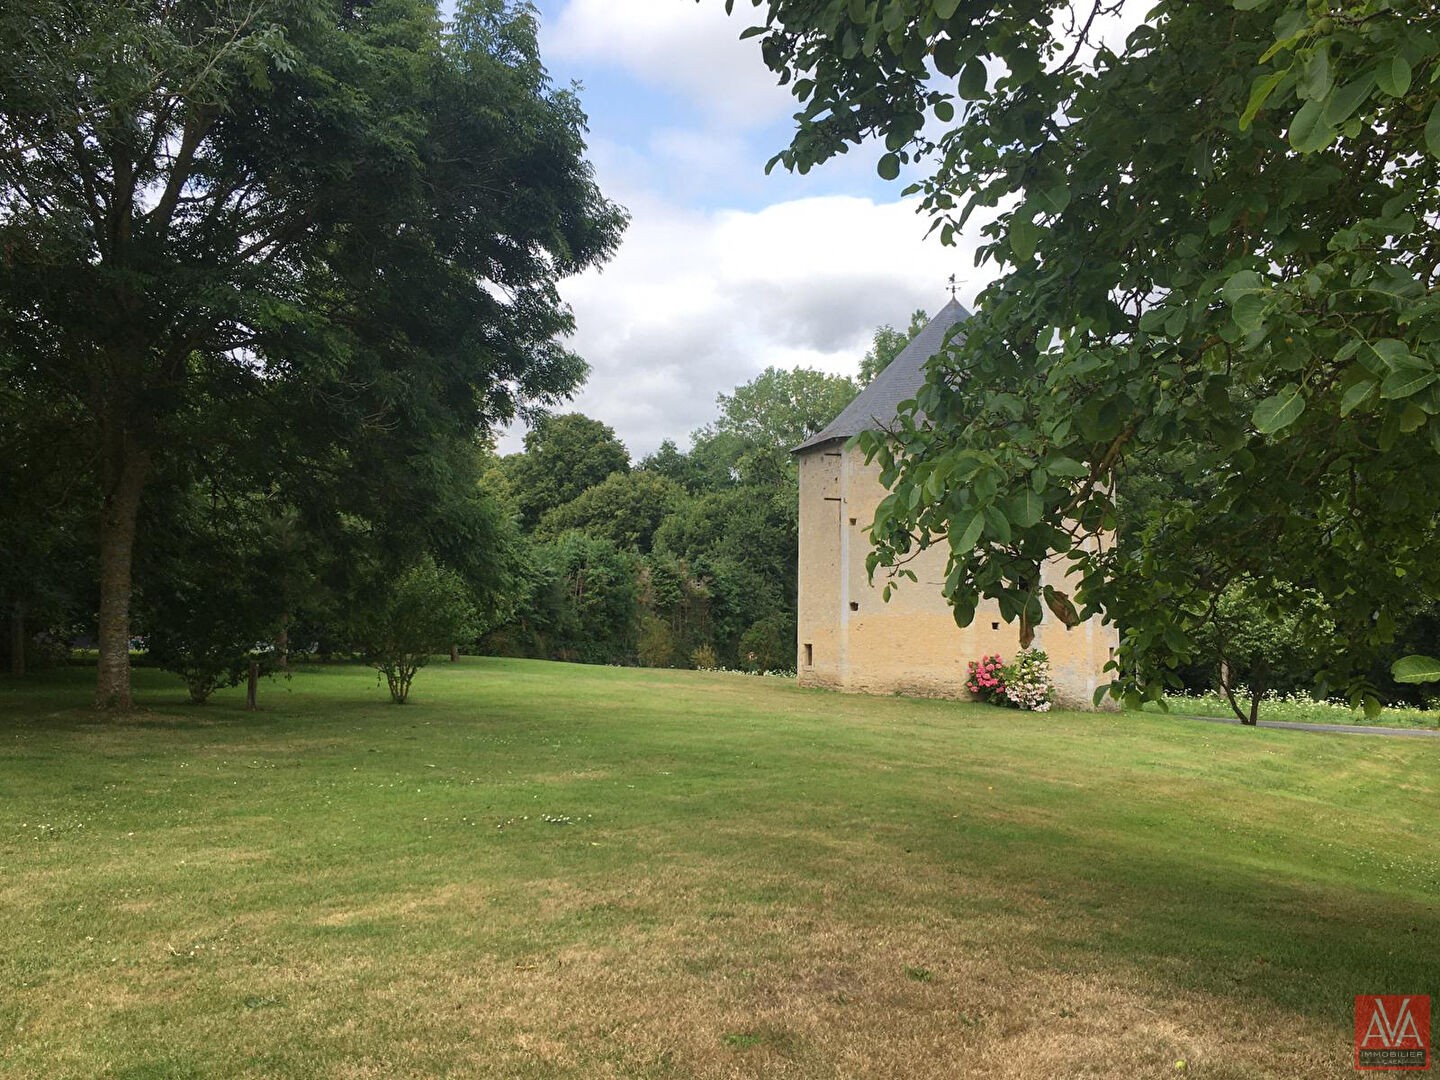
[{"left": 1355, "top": 996, "right": 1430, "bottom": 1070}]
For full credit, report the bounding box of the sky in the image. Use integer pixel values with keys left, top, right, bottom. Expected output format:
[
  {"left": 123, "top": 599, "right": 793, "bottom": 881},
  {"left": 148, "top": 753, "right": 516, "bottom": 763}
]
[
  {"left": 499, "top": 1, "right": 1140, "bottom": 458},
  {"left": 469, "top": 0, "right": 980, "bottom": 458}
]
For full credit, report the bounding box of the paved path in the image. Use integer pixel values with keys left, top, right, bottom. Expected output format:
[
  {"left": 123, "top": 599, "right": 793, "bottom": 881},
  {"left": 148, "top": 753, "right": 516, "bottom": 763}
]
[{"left": 1170, "top": 712, "right": 1440, "bottom": 739}]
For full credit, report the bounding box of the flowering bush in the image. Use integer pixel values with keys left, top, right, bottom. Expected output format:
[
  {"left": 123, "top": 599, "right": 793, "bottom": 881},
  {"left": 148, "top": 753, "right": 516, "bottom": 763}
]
[
  {"left": 966, "top": 649, "right": 1054, "bottom": 711},
  {"left": 966, "top": 653, "right": 1008, "bottom": 703},
  {"left": 1002, "top": 648, "right": 1054, "bottom": 712}
]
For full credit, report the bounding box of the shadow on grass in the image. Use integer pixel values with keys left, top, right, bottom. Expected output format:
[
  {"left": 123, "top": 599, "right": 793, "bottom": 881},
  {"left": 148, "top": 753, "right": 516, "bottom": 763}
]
[{"left": 890, "top": 786, "right": 1439, "bottom": 1029}]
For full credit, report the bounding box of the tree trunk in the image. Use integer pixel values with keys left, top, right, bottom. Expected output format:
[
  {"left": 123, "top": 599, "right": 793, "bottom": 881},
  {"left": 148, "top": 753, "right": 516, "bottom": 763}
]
[
  {"left": 276, "top": 622, "right": 289, "bottom": 669},
  {"left": 10, "top": 601, "right": 24, "bottom": 678},
  {"left": 450, "top": 644, "right": 459, "bottom": 662},
  {"left": 95, "top": 443, "right": 150, "bottom": 710},
  {"left": 246, "top": 661, "right": 259, "bottom": 710}
]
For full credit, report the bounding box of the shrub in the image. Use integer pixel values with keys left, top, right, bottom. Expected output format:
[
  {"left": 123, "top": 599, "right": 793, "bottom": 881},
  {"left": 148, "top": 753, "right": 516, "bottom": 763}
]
[
  {"left": 737, "top": 614, "right": 795, "bottom": 674},
  {"left": 966, "top": 649, "right": 1054, "bottom": 711},
  {"left": 1002, "top": 648, "right": 1054, "bottom": 712},
  {"left": 965, "top": 653, "right": 1007, "bottom": 704},
  {"left": 637, "top": 614, "right": 677, "bottom": 667},
  {"left": 690, "top": 644, "right": 719, "bottom": 670},
  {"left": 348, "top": 556, "right": 477, "bottom": 704}
]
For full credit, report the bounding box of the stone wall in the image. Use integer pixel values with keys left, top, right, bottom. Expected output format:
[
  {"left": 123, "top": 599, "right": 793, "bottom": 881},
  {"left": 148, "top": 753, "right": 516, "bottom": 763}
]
[{"left": 796, "top": 443, "right": 1118, "bottom": 709}]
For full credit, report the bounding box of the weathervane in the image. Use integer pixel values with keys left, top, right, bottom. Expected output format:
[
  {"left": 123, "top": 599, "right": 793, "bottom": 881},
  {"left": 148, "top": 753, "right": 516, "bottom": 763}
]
[{"left": 947, "top": 273, "right": 959, "bottom": 299}]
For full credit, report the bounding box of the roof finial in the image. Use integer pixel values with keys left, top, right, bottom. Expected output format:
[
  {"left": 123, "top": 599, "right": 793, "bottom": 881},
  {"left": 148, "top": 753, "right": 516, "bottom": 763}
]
[{"left": 947, "top": 273, "right": 959, "bottom": 300}]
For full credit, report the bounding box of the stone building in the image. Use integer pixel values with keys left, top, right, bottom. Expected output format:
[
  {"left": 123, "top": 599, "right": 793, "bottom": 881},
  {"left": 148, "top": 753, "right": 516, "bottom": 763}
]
[{"left": 793, "top": 299, "right": 1116, "bottom": 708}]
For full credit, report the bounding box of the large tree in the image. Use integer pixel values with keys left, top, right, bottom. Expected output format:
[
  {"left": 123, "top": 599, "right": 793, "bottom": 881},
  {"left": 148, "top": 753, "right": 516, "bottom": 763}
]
[
  {"left": 504, "top": 412, "right": 631, "bottom": 529},
  {"left": 858, "top": 308, "right": 928, "bottom": 385},
  {"left": 0, "top": 0, "right": 623, "bottom": 707},
  {"left": 734, "top": 0, "right": 1440, "bottom": 711},
  {"left": 691, "top": 365, "right": 858, "bottom": 485}
]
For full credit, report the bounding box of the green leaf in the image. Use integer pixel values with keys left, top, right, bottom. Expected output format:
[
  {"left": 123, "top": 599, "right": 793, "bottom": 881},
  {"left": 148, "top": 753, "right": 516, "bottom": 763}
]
[
  {"left": 933, "top": 37, "right": 961, "bottom": 77},
  {"left": 1009, "top": 215, "right": 1039, "bottom": 262},
  {"left": 1300, "top": 45, "right": 1331, "bottom": 102},
  {"left": 1400, "top": 403, "right": 1428, "bottom": 433},
  {"left": 1010, "top": 488, "right": 1042, "bottom": 528},
  {"left": 1380, "top": 369, "right": 1437, "bottom": 400},
  {"left": 1035, "top": 183, "right": 1070, "bottom": 215},
  {"left": 934, "top": 0, "right": 961, "bottom": 19},
  {"left": 1370, "top": 338, "right": 1424, "bottom": 370},
  {"left": 1139, "top": 306, "right": 1169, "bottom": 333},
  {"left": 1339, "top": 378, "right": 1376, "bottom": 417},
  {"left": 954, "top": 507, "right": 984, "bottom": 552},
  {"left": 959, "top": 58, "right": 987, "bottom": 99},
  {"left": 1222, "top": 269, "right": 1263, "bottom": 302},
  {"left": 1252, "top": 386, "right": 1306, "bottom": 433},
  {"left": 877, "top": 153, "right": 900, "bottom": 181},
  {"left": 1362, "top": 695, "right": 1382, "bottom": 722},
  {"left": 1323, "top": 74, "right": 1375, "bottom": 127},
  {"left": 1047, "top": 456, "right": 1089, "bottom": 479},
  {"left": 1230, "top": 292, "right": 1265, "bottom": 333},
  {"left": 982, "top": 504, "right": 1012, "bottom": 543},
  {"left": 1288, "top": 98, "right": 1333, "bottom": 153},
  {"left": 1240, "top": 69, "right": 1286, "bottom": 130},
  {"left": 934, "top": 98, "right": 955, "bottom": 123},
  {"left": 1377, "top": 55, "right": 1412, "bottom": 98},
  {"left": 1427, "top": 100, "right": 1440, "bottom": 159},
  {"left": 1392, "top": 654, "right": 1440, "bottom": 684}
]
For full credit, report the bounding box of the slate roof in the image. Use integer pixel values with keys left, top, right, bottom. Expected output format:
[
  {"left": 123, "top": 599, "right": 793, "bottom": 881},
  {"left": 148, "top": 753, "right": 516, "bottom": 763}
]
[{"left": 793, "top": 297, "right": 971, "bottom": 454}]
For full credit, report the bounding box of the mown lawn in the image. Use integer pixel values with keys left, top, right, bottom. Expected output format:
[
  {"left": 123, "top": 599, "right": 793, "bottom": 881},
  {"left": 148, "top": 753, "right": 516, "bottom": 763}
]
[
  {"left": 1150, "top": 691, "right": 1440, "bottom": 731},
  {"left": 1, "top": 659, "right": 1435, "bottom": 1079}
]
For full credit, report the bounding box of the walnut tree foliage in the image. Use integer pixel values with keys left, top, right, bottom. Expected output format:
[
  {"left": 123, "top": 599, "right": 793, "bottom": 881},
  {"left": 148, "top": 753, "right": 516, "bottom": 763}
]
[{"left": 731, "top": 0, "right": 1440, "bottom": 713}]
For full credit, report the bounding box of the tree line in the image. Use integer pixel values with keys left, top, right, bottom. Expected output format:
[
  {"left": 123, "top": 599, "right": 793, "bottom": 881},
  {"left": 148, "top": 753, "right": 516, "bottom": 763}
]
[{"left": 475, "top": 366, "right": 860, "bottom": 673}]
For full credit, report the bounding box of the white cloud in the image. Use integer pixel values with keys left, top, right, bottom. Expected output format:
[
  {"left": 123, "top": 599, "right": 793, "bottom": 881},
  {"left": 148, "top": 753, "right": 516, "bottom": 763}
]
[
  {"left": 544, "top": 0, "right": 792, "bottom": 128},
  {"left": 501, "top": 193, "right": 1000, "bottom": 458}
]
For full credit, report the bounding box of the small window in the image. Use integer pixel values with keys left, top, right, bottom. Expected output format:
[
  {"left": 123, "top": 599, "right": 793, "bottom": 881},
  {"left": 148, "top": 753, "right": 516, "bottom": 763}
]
[
  {"left": 849, "top": 601, "right": 859, "bottom": 612},
  {"left": 991, "top": 622, "right": 1000, "bottom": 631},
  {"left": 848, "top": 517, "right": 857, "bottom": 525},
  {"left": 804, "top": 643, "right": 813, "bottom": 666}
]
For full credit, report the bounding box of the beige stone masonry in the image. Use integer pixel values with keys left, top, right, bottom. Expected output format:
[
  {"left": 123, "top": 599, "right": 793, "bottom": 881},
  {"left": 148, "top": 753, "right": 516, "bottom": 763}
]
[{"left": 796, "top": 444, "right": 1118, "bottom": 709}]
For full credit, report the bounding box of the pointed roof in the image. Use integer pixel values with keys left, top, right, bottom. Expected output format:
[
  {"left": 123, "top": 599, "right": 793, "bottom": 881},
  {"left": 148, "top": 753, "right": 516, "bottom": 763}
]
[{"left": 794, "top": 297, "right": 971, "bottom": 454}]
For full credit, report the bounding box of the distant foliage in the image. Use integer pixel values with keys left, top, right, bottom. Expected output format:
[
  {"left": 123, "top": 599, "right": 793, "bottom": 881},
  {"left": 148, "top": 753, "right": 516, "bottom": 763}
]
[
  {"left": 690, "top": 644, "right": 719, "bottom": 670},
  {"left": 637, "top": 614, "right": 678, "bottom": 668},
  {"left": 485, "top": 533, "right": 640, "bottom": 665},
  {"left": 506, "top": 414, "right": 630, "bottom": 530},
  {"left": 858, "top": 310, "right": 928, "bottom": 385},
  {"left": 484, "top": 364, "right": 834, "bottom": 672},
  {"left": 737, "top": 614, "right": 796, "bottom": 674},
  {"left": 537, "top": 470, "right": 683, "bottom": 554}
]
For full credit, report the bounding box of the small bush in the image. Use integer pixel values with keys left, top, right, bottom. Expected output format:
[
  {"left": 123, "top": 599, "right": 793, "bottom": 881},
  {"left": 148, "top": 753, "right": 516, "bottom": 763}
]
[
  {"left": 965, "top": 654, "right": 1007, "bottom": 704},
  {"left": 966, "top": 649, "right": 1054, "bottom": 711},
  {"left": 348, "top": 556, "right": 477, "bottom": 704},
  {"left": 737, "top": 615, "right": 795, "bottom": 674},
  {"left": 690, "top": 644, "right": 719, "bottom": 670},
  {"left": 1002, "top": 648, "right": 1054, "bottom": 712},
  {"left": 637, "top": 615, "right": 677, "bottom": 668}
]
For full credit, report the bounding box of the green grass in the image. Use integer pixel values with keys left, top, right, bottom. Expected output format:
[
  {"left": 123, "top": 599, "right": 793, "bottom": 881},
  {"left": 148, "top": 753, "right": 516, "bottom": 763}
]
[
  {"left": 1151, "top": 690, "right": 1440, "bottom": 730},
  {"left": 1, "top": 659, "right": 1436, "bottom": 1079}
]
